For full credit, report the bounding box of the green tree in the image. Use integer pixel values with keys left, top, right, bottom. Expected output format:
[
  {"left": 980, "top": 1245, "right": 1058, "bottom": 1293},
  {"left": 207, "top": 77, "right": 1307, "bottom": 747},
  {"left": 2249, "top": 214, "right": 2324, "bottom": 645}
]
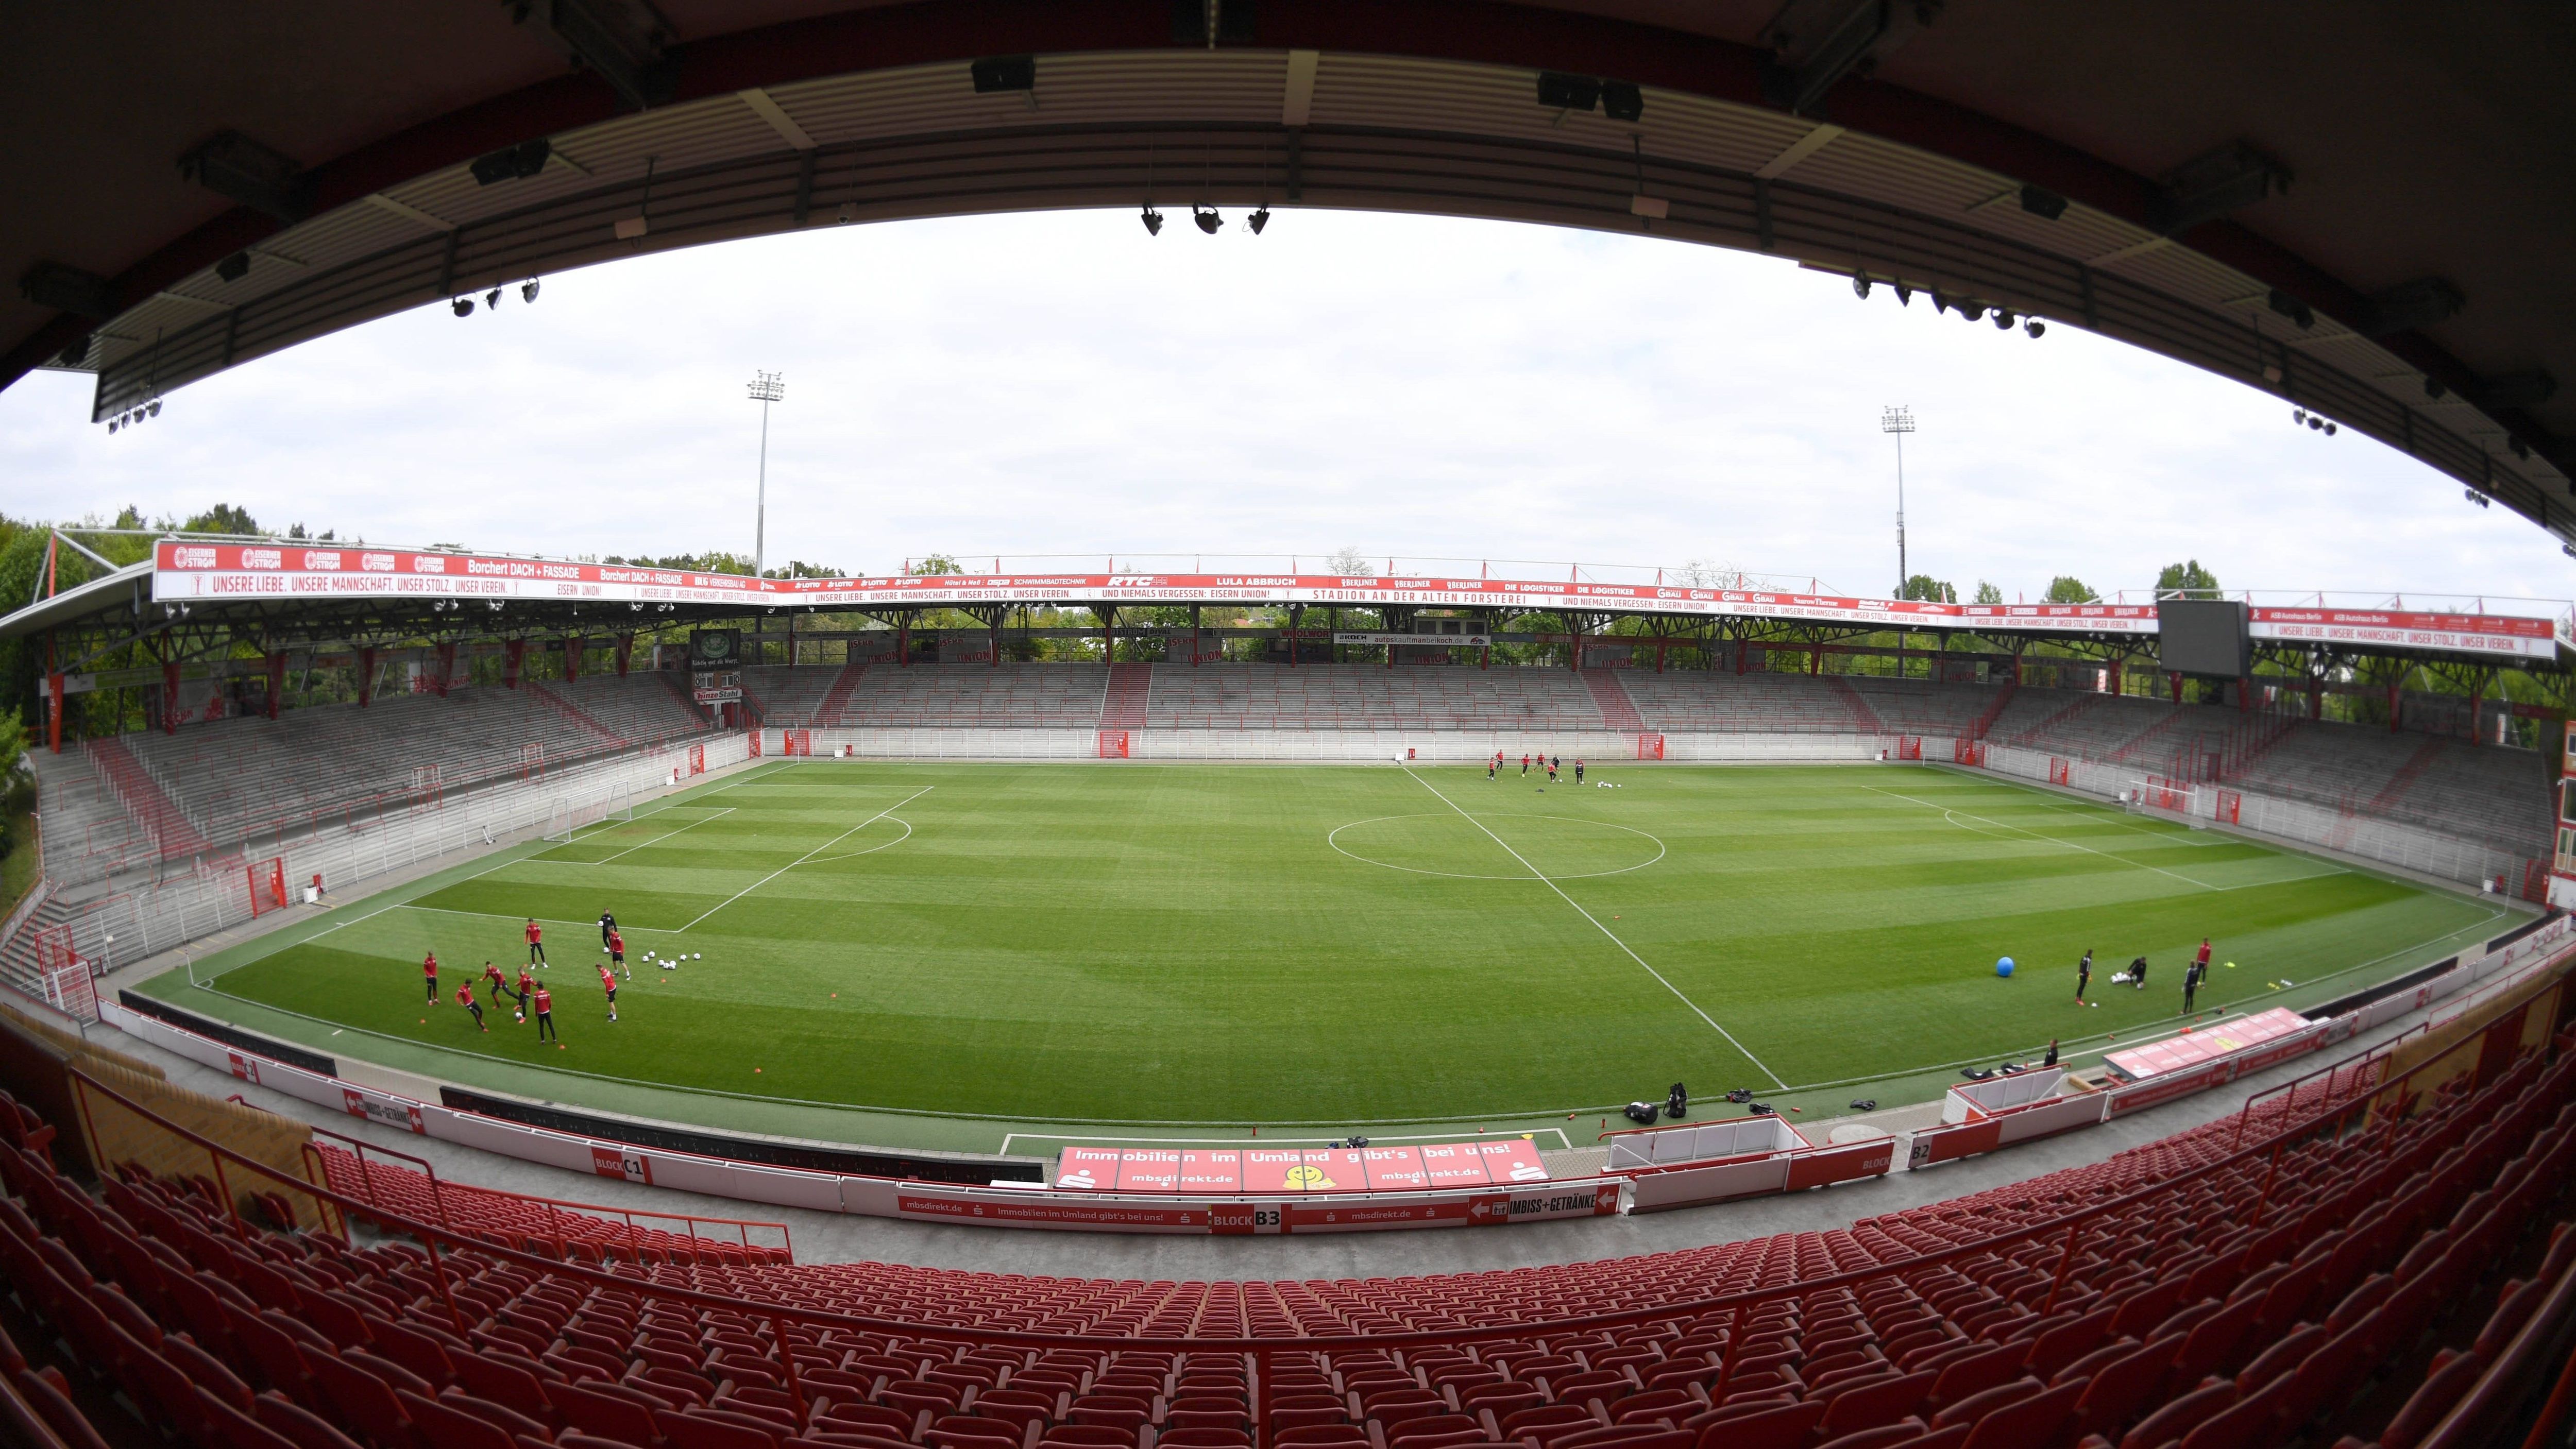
[
  {"left": 2156, "top": 559, "right": 2221, "bottom": 595},
  {"left": 1899, "top": 575, "right": 1956, "bottom": 603},
  {"left": 2043, "top": 576, "right": 2097, "bottom": 604},
  {"left": 183, "top": 503, "right": 260, "bottom": 535},
  {"left": 1326, "top": 547, "right": 1374, "bottom": 577},
  {"left": 1972, "top": 581, "right": 2004, "bottom": 605},
  {"left": 908, "top": 554, "right": 962, "bottom": 576}
]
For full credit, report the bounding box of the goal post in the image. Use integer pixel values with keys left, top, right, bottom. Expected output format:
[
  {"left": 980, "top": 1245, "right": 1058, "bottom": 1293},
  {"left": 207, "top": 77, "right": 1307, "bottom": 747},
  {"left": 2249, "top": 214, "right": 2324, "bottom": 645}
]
[
  {"left": 2124, "top": 777, "right": 2198, "bottom": 822},
  {"left": 543, "top": 793, "right": 634, "bottom": 843},
  {"left": 32, "top": 925, "right": 97, "bottom": 1023}
]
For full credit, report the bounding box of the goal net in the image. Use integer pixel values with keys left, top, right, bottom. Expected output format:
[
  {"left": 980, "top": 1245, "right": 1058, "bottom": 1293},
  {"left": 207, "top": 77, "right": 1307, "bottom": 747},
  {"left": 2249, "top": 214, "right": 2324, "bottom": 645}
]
[
  {"left": 2124, "top": 778, "right": 2198, "bottom": 822},
  {"left": 32, "top": 925, "right": 97, "bottom": 1023},
  {"left": 543, "top": 793, "right": 634, "bottom": 843}
]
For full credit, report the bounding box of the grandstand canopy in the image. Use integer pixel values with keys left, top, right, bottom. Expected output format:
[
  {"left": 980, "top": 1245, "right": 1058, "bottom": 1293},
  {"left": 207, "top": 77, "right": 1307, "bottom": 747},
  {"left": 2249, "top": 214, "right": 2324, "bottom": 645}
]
[
  {"left": 1, "top": 541, "right": 2564, "bottom": 680},
  {"left": 7, "top": 4, "right": 2573, "bottom": 538}
]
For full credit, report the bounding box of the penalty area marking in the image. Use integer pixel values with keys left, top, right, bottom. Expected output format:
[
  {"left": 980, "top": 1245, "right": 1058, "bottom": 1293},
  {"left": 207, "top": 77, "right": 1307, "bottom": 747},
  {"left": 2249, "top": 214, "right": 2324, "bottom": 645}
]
[
  {"left": 804, "top": 817, "right": 914, "bottom": 864},
  {"left": 1865, "top": 786, "right": 2349, "bottom": 893},
  {"left": 1326, "top": 813, "right": 1666, "bottom": 880},
  {"left": 1402, "top": 768, "right": 1787, "bottom": 1090},
  {"left": 675, "top": 786, "right": 933, "bottom": 932},
  {"left": 552, "top": 807, "right": 737, "bottom": 864}
]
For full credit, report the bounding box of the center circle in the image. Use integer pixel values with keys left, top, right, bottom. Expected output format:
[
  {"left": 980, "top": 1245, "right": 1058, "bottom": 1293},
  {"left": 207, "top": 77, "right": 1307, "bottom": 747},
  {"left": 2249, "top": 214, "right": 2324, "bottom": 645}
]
[{"left": 1327, "top": 813, "right": 1667, "bottom": 880}]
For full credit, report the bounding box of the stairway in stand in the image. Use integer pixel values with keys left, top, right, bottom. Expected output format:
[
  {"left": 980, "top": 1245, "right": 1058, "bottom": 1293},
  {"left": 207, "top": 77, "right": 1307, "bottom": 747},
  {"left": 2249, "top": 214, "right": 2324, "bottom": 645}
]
[
  {"left": 2366, "top": 734, "right": 2452, "bottom": 815},
  {"left": 521, "top": 681, "right": 624, "bottom": 746},
  {"left": 1579, "top": 670, "right": 1646, "bottom": 732},
  {"left": 1099, "top": 663, "right": 1153, "bottom": 731},
  {"left": 814, "top": 663, "right": 869, "bottom": 727},
  {"left": 1967, "top": 680, "right": 2018, "bottom": 739},
  {"left": 1821, "top": 675, "right": 1886, "bottom": 732},
  {"left": 84, "top": 736, "right": 212, "bottom": 862}
]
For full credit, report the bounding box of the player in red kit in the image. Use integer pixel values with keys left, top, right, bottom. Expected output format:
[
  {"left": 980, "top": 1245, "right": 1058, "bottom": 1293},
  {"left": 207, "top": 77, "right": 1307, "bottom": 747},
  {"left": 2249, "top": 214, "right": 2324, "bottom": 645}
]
[
  {"left": 532, "top": 986, "right": 556, "bottom": 1041},
  {"left": 599, "top": 963, "right": 620, "bottom": 1022},
  {"left": 455, "top": 983, "right": 487, "bottom": 1032},
  {"left": 525, "top": 917, "right": 547, "bottom": 967},
  {"left": 607, "top": 928, "right": 628, "bottom": 979},
  {"left": 422, "top": 952, "right": 439, "bottom": 1003}
]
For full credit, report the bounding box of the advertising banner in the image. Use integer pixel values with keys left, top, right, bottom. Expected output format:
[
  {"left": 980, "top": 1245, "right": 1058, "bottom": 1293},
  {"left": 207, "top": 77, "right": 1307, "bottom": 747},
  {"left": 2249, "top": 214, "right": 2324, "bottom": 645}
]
[{"left": 1060, "top": 1138, "right": 1546, "bottom": 1194}]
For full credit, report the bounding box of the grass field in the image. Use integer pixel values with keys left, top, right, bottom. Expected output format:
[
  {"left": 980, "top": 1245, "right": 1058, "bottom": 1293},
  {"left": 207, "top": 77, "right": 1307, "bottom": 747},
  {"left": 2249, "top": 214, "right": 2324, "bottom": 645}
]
[{"left": 151, "top": 760, "right": 2513, "bottom": 1130}]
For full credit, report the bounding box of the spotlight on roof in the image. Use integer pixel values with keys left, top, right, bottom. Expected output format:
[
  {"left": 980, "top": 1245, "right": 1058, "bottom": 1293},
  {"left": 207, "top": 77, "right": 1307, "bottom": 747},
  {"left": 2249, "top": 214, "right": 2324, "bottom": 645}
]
[
  {"left": 147, "top": 400, "right": 160, "bottom": 416},
  {"left": 2324, "top": 422, "right": 2336, "bottom": 435},
  {"left": 107, "top": 418, "right": 119, "bottom": 433},
  {"left": 2467, "top": 488, "right": 2490, "bottom": 507},
  {"left": 1852, "top": 275, "right": 1871, "bottom": 300},
  {"left": 1140, "top": 204, "right": 1162, "bottom": 236},
  {"left": 1992, "top": 309, "right": 2015, "bottom": 330},
  {"left": 215, "top": 251, "right": 252, "bottom": 284},
  {"left": 521, "top": 278, "right": 540, "bottom": 303},
  {"left": 1961, "top": 303, "right": 1986, "bottom": 322},
  {"left": 2024, "top": 319, "right": 2045, "bottom": 337},
  {"left": 1928, "top": 288, "right": 1948, "bottom": 315},
  {"left": 452, "top": 297, "right": 474, "bottom": 317},
  {"left": 2424, "top": 376, "right": 2447, "bottom": 400},
  {"left": 1193, "top": 206, "right": 1223, "bottom": 234},
  {"left": 1893, "top": 282, "right": 1911, "bottom": 306},
  {"left": 2308, "top": 416, "right": 2324, "bottom": 431},
  {"left": 1247, "top": 206, "right": 1269, "bottom": 235},
  {"left": 485, "top": 287, "right": 502, "bottom": 309},
  {"left": 2293, "top": 408, "right": 2307, "bottom": 424}
]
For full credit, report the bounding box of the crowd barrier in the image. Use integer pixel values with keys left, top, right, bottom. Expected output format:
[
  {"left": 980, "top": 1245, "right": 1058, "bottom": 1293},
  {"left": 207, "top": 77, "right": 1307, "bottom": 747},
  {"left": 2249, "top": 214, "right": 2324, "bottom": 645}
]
[
  {"left": 20, "top": 733, "right": 754, "bottom": 991},
  {"left": 777, "top": 726, "right": 1888, "bottom": 763},
  {"left": 90, "top": 912, "right": 2571, "bottom": 1231},
  {"left": 1900, "top": 916, "right": 2575, "bottom": 1169},
  {"left": 1979, "top": 741, "right": 2538, "bottom": 893}
]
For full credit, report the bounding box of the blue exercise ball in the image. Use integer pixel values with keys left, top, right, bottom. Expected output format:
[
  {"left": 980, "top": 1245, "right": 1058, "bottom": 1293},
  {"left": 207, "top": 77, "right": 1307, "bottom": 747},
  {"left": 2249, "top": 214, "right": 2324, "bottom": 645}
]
[{"left": 1995, "top": 957, "right": 2015, "bottom": 978}]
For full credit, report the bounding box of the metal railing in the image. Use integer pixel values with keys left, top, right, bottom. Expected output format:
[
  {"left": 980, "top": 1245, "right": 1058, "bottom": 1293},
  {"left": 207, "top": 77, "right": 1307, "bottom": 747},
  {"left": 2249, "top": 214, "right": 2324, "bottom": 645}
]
[{"left": 50, "top": 1013, "right": 2554, "bottom": 1449}]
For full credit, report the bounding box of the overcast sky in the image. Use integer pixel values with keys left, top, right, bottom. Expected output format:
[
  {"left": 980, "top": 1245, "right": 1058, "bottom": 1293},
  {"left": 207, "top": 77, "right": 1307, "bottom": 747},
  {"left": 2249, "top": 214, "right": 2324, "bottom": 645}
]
[{"left": 2, "top": 208, "right": 2565, "bottom": 609}]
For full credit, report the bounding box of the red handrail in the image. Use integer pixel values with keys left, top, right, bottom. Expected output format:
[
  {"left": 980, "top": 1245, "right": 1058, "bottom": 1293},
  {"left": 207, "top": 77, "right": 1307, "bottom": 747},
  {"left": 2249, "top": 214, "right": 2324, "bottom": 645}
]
[
  {"left": 56, "top": 1032, "right": 2501, "bottom": 1356},
  {"left": 304, "top": 1126, "right": 791, "bottom": 1259}
]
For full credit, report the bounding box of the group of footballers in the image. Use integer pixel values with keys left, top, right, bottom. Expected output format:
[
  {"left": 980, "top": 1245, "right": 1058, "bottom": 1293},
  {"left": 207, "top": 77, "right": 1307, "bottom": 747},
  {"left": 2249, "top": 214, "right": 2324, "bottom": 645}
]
[
  {"left": 2072, "top": 936, "right": 2217, "bottom": 1016},
  {"left": 419, "top": 910, "right": 643, "bottom": 1044},
  {"left": 1489, "top": 752, "right": 1584, "bottom": 784}
]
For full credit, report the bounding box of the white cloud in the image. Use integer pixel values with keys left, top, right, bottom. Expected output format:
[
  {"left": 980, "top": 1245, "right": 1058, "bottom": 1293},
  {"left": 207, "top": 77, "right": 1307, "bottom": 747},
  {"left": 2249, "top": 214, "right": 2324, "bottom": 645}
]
[{"left": 2, "top": 208, "right": 2563, "bottom": 606}]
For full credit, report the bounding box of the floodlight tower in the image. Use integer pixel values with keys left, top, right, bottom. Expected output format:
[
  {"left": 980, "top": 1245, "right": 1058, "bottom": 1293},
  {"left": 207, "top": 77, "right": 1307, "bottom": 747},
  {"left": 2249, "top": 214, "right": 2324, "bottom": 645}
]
[
  {"left": 1882, "top": 405, "right": 1916, "bottom": 598},
  {"left": 746, "top": 370, "right": 786, "bottom": 576}
]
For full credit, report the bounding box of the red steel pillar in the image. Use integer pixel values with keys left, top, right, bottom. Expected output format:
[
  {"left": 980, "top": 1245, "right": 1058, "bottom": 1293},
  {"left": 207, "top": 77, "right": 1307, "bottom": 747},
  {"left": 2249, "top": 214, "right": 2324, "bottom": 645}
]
[
  {"left": 358, "top": 647, "right": 377, "bottom": 708},
  {"left": 163, "top": 658, "right": 181, "bottom": 734},
  {"left": 266, "top": 652, "right": 287, "bottom": 719},
  {"left": 503, "top": 638, "right": 524, "bottom": 690},
  {"left": 615, "top": 633, "right": 633, "bottom": 676},
  {"left": 564, "top": 636, "right": 582, "bottom": 685}
]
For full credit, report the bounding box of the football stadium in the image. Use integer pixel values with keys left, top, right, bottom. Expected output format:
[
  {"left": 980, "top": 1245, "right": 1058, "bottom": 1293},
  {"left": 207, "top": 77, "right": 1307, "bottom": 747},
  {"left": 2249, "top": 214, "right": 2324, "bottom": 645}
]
[{"left": 5, "top": 7, "right": 2576, "bottom": 1449}]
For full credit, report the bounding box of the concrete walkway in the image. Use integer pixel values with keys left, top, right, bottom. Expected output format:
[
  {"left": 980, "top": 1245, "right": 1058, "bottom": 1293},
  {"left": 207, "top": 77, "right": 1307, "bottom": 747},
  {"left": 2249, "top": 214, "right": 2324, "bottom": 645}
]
[{"left": 89, "top": 979, "right": 2439, "bottom": 1283}]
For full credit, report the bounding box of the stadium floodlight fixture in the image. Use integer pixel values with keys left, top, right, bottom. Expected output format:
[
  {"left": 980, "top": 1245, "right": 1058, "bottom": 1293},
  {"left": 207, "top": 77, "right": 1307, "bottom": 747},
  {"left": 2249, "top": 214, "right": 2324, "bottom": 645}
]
[
  {"left": 485, "top": 287, "right": 502, "bottom": 310},
  {"left": 2024, "top": 319, "right": 2045, "bottom": 337},
  {"left": 521, "top": 278, "right": 540, "bottom": 303},
  {"left": 1193, "top": 204, "right": 1223, "bottom": 234},
  {"left": 1893, "top": 282, "right": 1911, "bottom": 306},
  {"left": 745, "top": 370, "right": 785, "bottom": 576},
  {"left": 1248, "top": 206, "right": 1270, "bottom": 234},
  {"left": 1882, "top": 406, "right": 1916, "bottom": 600},
  {"left": 1140, "top": 203, "right": 1162, "bottom": 235},
  {"left": 1992, "top": 308, "right": 2015, "bottom": 329},
  {"left": 1852, "top": 274, "right": 1871, "bottom": 300},
  {"left": 451, "top": 296, "right": 473, "bottom": 316},
  {"left": 1960, "top": 303, "right": 1986, "bottom": 322}
]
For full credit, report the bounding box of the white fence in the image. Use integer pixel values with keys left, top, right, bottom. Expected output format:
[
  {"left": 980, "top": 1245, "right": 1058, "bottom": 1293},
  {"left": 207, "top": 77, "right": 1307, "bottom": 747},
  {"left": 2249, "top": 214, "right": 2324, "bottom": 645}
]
[
  {"left": 778, "top": 727, "right": 1890, "bottom": 764},
  {"left": 41, "top": 734, "right": 752, "bottom": 975},
  {"left": 1980, "top": 743, "right": 2540, "bottom": 893}
]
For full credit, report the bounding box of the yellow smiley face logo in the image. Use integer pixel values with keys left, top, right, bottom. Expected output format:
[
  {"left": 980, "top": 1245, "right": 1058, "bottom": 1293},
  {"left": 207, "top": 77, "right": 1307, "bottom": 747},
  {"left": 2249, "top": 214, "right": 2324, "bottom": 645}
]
[{"left": 1280, "top": 1164, "right": 1337, "bottom": 1190}]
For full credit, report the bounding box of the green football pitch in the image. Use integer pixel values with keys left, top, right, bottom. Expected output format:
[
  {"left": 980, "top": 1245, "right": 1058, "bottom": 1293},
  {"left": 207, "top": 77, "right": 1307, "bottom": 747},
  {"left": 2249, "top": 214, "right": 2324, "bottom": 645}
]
[{"left": 150, "top": 760, "right": 2514, "bottom": 1137}]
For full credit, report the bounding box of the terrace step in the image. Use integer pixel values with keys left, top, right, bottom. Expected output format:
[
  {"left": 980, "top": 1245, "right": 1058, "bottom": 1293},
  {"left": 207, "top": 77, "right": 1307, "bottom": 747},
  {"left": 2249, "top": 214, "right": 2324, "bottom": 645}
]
[
  {"left": 1579, "top": 669, "right": 1646, "bottom": 732},
  {"left": 1100, "top": 662, "right": 1152, "bottom": 731}
]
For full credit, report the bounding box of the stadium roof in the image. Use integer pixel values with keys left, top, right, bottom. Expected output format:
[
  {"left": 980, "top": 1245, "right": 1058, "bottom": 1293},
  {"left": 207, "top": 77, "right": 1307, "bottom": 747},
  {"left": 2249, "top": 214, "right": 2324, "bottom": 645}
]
[
  {"left": 1, "top": 540, "right": 2564, "bottom": 675},
  {"left": 8, "top": 4, "right": 2571, "bottom": 539}
]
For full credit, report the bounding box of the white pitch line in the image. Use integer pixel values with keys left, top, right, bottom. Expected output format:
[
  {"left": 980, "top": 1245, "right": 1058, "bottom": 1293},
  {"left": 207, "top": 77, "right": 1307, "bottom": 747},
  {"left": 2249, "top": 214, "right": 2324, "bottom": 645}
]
[
  {"left": 1402, "top": 769, "right": 1787, "bottom": 1090},
  {"left": 580, "top": 807, "right": 736, "bottom": 864},
  {"left": 675, "top": 786, "right": 932, "bottom": 932},
  {"left": 1868, "top": 786, "right": 2239, "bottom": 891}
]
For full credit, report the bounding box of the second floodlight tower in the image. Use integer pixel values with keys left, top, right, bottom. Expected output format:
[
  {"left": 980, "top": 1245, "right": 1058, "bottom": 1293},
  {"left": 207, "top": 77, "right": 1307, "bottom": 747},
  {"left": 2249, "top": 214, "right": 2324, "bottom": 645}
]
[
  {"left": 1882, "top": 405, "right": 1916, "bottom": 597},
  {"left": 747, "top": 370, "right": 785, "bottom": 576}
]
